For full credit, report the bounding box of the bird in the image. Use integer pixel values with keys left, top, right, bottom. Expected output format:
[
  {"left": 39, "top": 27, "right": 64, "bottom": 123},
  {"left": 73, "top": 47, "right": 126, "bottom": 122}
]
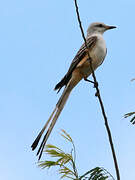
[{"left": 31, "top": 22, "right": 116, "bottom": 160}]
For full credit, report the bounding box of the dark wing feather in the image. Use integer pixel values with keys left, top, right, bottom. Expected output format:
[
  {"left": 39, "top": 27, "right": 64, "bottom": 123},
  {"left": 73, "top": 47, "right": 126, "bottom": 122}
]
[{"left": 54, "top": 36, "right": 97, "bottom": 92}]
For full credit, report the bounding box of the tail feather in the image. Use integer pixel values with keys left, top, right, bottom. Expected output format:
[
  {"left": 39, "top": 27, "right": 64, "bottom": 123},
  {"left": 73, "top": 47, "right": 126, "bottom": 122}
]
[
  {"left": 54, "top": 76, "right": 66, "bottom": 92},
  {"left": 54, "top": 75, "right": 71, "bottom": 93},
  {"left": 37, "top": 107, "right": 62, "bottom": 160},
  {"left": 31, "top": 85, "right": 73, "bottom": 160},
  {"left": 31, "top": 107, "right": 57, "bottom": 150}
]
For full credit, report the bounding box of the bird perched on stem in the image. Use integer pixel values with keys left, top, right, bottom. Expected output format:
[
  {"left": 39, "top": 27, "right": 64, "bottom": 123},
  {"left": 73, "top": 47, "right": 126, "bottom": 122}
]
[{"left": 31, "top": 22, "right": 116, "bottom": 160}]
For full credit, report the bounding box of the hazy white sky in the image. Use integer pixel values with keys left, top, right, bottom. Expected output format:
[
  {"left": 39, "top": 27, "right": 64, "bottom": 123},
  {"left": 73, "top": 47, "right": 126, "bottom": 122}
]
[{"left": 0, "top": 0, "right": 135, "bottom": 180}]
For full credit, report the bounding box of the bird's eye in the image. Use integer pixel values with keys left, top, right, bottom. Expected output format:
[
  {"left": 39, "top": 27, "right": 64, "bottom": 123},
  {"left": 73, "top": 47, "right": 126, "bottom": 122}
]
[{"left": 98, "top": 24, "right": 103, "bottom": 27}]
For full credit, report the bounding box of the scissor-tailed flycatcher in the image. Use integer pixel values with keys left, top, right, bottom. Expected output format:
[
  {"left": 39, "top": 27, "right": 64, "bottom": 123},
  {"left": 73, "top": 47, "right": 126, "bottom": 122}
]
[{"left": 31, "top": 22, "right": 116, "bottom": 160}]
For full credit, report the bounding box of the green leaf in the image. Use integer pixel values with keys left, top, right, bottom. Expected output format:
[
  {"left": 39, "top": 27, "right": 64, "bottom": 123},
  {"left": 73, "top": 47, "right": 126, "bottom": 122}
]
[
  {"left": 61, "top": 174, "right": 74, "bottom": 180},
  {"left": 124, "top": 112, "right": 135, "bottom": 124},
  {"left": 38, "top": 130, "right": 114, "bottom": 180},
  {"left": 130, "top": 115, "right": 135, "bottom": 124},
  {"left": 60, "top": 129, "right": 73, "bottom": 142},
  {"left": 59, "top": 166, "right": 74, "bottom": 174},
  {"left": 124, "top": 112, "right": 135, "bottom": 118},
  {"left": 45, "top": 149, "right": 64, "bottom": 157},
  {"left": 56, "top": 154, "right": 72, "bottom": 167},
  {"left": 131, "top": 78, "right": 135, "bottom": 81},
  {"left": 79, "top": 167, "right": 114, "bottom": 180},
  {"left": 59, "top": 166, "right": 75, "bottom": 179},
  {"left": 45, "top": 144, "right": 62, "bottom": 151},
  {"left": 38, "top": 161, "right": 58, "bottom": 169}
]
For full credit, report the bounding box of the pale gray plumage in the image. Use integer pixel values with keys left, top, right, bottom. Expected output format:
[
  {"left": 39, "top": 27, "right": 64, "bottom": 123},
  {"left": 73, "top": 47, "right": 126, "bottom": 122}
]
[{"left": 31, "top": 22, "right": 116, "bottom": 160}]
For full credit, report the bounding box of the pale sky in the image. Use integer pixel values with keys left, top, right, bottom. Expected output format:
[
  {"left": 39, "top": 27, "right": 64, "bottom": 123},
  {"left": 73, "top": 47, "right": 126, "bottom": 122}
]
[{"left": 0, "top": 0, "right": 135, "bottom": 180}]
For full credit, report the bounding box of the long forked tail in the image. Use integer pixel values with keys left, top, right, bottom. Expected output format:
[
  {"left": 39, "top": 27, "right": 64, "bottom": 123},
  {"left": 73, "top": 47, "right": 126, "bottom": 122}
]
[{"left": 31, "top": 84, "right": 73, "bottom": 160}]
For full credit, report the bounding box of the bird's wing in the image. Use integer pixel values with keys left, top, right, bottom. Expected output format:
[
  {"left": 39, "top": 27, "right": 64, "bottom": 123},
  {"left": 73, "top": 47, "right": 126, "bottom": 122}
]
[
  {"left": 54, "top": 36, "right": 97, "bottom": 92},
  {"left": 67, "top": 36, "right": 97, "bottom": 75}
]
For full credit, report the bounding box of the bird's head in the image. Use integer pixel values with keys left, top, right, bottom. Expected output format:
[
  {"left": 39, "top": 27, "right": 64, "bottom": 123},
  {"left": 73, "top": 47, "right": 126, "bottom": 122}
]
[{"left": 87, "top": 22, "right": 116, "bottom": 36}]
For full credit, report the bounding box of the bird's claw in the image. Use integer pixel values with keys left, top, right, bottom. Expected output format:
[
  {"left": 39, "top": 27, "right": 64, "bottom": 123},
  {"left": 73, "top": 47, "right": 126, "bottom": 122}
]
[{"left": 84, "top": 78, "right": 98, "bottom": 88}]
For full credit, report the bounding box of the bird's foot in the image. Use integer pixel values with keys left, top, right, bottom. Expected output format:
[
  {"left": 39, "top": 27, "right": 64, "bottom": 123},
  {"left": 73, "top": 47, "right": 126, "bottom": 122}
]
[{"left": 84, "top": 78, "right": 98, "bottom": 88}]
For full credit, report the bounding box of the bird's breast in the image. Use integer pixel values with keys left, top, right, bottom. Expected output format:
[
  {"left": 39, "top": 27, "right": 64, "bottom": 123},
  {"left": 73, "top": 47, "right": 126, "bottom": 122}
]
[{"left": 90, "top": 36, "right": 107, "bottom": 69}]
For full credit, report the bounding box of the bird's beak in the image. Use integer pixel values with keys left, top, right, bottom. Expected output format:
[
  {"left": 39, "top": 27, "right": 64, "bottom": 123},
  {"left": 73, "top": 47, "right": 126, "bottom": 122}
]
[{"left": 105, "top": 25, "right": 117, "bottom": 30}]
